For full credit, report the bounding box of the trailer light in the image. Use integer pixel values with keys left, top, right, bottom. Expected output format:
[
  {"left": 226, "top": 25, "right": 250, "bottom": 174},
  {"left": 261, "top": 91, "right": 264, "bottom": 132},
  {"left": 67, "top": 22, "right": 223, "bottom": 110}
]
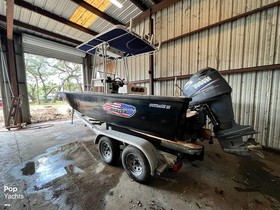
[{"left": 172, "top": 161, "right": 183, "bottom": 172}]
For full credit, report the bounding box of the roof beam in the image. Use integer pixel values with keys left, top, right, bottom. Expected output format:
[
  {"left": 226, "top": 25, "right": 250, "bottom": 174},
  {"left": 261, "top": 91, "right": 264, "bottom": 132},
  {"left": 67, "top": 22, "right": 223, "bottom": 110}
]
[
  {"left": 0, "top": 15, "right": 82, "bottom": 46},
  {"left": 150, "top": 0, "right": 160, "bottom": 4},
  {"left": 71, "top": 0, "right": 123, "bottom": 25},
  {"left": 150, "top": 0, "right": 181, "bottom": 13},
  {"left": 14, "top": 0, "right": 97, "bottom": 36},
  {"left": 127, "top": 0, "right": 181, "bottom": 26},
  {"left": 129, "top": 0, "right": 148, "bottom": 11}
]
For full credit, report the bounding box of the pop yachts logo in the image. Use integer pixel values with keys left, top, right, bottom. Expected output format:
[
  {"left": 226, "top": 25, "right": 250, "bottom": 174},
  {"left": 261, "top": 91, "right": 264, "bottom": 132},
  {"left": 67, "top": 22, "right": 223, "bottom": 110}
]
[
  {"left": 103, "top": 102, "right": 136, "bottom": 118},
  {"left": 4, "top": 186, "right": 24, "bottom": 201}
]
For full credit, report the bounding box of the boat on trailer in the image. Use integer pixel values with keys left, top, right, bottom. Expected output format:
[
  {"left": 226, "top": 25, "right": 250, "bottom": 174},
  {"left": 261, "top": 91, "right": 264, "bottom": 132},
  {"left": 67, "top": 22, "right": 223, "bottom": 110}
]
[{"left": 64, "top": 25, "right": 257, "bottom": 183}]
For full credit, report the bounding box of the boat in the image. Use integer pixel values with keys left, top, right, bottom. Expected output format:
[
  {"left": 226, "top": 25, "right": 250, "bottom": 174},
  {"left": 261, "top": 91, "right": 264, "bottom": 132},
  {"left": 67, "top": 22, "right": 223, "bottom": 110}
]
[
  {"left": 64, "top": 25, "right": 257, "bottom": 157},
  {"left": 65, "top": 92, "right": 191, "bottom": 141}
]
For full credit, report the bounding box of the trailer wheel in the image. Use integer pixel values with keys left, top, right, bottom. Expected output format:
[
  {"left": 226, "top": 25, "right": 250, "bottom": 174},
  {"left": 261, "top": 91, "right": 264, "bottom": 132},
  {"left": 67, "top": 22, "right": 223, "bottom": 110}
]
[
  {"left": 122, "top": 145, "right": 151, "bottom": 183},
  {"left": 99, "top": 136, "right": 120, "bottom": 165}
]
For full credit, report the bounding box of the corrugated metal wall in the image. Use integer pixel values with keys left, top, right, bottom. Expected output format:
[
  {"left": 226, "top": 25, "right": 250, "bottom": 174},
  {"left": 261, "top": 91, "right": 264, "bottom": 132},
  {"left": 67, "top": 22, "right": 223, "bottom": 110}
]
[
  {"left": 124, "top": 0, "right": 280, "bottom": 149},
  {"left": 224, "top": 70, "right": 280, "bottom": 149},
  {"left": 153, "top": 0, "right": 279, "bottom": 75}
]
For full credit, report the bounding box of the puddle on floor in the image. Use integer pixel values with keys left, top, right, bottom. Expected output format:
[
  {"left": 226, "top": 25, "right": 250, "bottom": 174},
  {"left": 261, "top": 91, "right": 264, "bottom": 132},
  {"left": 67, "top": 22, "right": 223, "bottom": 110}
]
[
  {"left": 11, "top": 142, "right": 84, "bottom": 194},
  {"left": 8, "top": 140, "right": 123, "bottom": 210}
]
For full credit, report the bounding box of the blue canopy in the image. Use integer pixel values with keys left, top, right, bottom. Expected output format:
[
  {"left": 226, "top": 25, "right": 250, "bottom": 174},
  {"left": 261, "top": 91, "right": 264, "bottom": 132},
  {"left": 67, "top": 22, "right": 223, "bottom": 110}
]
[{"left": 77, "top": 25, "right": 157, "bottom": 58}]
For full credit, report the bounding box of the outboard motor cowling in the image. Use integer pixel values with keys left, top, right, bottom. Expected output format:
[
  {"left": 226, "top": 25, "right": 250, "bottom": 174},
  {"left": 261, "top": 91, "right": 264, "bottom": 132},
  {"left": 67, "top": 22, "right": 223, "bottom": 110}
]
[
  {"left": 183, "top": 68, "right": 257, "bottom": 156},
  {"left": 183, "top": 67, "right": 232, "bottom": 106}
]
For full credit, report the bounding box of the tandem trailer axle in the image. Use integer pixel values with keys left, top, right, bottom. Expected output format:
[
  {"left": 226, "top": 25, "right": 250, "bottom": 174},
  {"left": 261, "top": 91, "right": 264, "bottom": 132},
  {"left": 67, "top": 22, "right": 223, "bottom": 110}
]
[{"left": 73, "top": 111, "right": 204, "bottom": 183}]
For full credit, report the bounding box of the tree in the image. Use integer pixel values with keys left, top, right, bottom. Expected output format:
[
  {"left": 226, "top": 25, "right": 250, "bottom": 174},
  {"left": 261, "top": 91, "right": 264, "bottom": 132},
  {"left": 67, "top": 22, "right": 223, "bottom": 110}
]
[
  {"left": 24, "top": 54, "right": 82, "bottom": 104},
  {"left": 46, "top": 60, "right": 83, "bottom": 103},
  {"left": 25, "top": 54, "right": 44, "bottom": 103}
]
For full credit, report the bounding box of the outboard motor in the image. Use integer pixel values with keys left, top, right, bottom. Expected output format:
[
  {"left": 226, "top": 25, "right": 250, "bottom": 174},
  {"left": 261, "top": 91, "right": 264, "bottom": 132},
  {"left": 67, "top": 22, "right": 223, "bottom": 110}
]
[{"left": 183, "top": 68, "right": 257, "bottom": 156}]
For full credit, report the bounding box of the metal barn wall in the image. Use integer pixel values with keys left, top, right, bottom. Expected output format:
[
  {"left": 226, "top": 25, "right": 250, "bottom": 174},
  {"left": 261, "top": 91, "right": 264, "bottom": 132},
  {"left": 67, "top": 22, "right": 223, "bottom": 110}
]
[
  {"left": 224, "top": 70, "right": 280, "bottom": 149},
  {"left": 153, "top": 0, "right": 279, "bottom": 77},
  {"left": 126, "top": 0, "right": 280, "bottom": 149}
]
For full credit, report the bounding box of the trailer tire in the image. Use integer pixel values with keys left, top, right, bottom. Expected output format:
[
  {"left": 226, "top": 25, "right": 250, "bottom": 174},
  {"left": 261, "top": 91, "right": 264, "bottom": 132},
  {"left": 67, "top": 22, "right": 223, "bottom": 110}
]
[
  {"left": 99, "top": 136, "right": 120, "bottom": 165},
  {"left": 122, "top": 145, "right": 151, "bottom": 183}
]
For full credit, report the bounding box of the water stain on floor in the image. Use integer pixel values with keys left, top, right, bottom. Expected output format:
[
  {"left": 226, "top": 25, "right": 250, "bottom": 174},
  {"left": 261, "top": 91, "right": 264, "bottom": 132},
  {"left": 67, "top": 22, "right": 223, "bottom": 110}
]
[
  {"left": 21, "top": 161, "right": 35, "bottom": 175},
  {"left": 12, "top": 142, "right": 77, "bottom": 193},
  {"left": 237, "top": 157, "right": 280, "bottom": 202},
  {"left": 10, "top": 141, "right": 123, "bottom": 209}
]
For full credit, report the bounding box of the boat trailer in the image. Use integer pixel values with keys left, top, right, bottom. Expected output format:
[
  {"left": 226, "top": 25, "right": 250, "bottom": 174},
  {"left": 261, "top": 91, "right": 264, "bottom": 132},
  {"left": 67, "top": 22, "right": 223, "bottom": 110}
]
[
  {"left": 65, "top": 24, "right": 257, "bottom": 183},
  {"left": 73, "top": 111, "right": 204, "bottom": 183}
]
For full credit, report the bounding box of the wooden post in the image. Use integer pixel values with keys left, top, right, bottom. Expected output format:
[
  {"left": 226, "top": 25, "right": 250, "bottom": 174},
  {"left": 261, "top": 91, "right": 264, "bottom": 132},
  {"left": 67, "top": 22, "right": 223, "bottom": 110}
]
[{"left": 6, "top": 0, "right": 22, "bottom": 126}]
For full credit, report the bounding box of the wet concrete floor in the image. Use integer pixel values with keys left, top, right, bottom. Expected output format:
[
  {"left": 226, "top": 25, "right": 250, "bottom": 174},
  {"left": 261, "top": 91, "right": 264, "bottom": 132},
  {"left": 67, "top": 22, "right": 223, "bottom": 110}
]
[{"left": 0, "top": 120, "right": 280, "bottom": 210}]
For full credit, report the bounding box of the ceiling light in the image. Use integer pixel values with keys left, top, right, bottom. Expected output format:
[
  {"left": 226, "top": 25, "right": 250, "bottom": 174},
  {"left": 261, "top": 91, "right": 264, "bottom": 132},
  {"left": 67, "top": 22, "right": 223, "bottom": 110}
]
[{"left": 109, "top": 0, "right": 123, "bottom": 8}]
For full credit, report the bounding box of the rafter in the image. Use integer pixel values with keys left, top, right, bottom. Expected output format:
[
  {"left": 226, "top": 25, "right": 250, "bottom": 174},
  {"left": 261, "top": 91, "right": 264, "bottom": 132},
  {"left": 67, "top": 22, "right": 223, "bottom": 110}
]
[
  {"left": 150, "top": 0, "right": 161, "bottom": 4},
  {"left": 71, "top": 0, "right": 123, "bottom": 25},
  {"left": 127, "top": 0, "right": 181, "bottom": 26},
  {"left": 13, "top": 0, "right": 97, "bottom": 36},
  {"left": 129, "top": 0, "right": 148, "bottom": 11},
  {"left": 0, "top": 15, "right": 82, "bottom": 46},
  {"left": 151, "top": 0, "right": 181, "bottom": 13}
]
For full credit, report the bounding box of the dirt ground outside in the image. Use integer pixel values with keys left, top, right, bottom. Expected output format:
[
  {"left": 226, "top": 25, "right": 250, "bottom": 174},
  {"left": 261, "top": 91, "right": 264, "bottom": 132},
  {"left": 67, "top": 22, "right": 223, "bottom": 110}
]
[{"left": 0, "top": 104, "right": 72, "bottom": 128}]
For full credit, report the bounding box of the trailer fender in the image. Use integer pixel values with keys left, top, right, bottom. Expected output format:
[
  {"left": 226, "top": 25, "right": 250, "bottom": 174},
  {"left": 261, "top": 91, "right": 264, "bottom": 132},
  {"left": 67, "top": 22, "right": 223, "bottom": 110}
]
[{"left": 96, "top": 130, "right": 160, "bottom": 176}]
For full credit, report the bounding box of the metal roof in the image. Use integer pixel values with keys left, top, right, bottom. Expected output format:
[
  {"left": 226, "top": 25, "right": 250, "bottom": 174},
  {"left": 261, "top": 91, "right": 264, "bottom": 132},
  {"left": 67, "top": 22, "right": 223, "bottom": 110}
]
[{"left": 0, "top": 0, "right": 161, "bottom": 47}]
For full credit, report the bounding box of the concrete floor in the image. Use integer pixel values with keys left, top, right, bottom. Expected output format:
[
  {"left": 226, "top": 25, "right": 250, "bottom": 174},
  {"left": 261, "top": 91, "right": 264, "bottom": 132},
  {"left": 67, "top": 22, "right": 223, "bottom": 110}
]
[{"left": 0, "top": 120, "right": 280, "bottom": 210}]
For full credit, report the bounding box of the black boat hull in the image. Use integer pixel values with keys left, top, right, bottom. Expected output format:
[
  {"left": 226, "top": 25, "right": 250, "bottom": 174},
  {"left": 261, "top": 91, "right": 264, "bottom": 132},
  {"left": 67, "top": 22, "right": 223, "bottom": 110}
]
[{"left": 65, "top": 92, "right": 191, "bottom": 141}]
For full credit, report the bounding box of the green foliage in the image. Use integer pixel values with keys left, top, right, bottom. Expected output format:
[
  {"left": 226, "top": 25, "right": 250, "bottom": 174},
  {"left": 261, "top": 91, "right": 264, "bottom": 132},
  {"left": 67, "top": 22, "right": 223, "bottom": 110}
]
[{"left": 25, "top": 53, "right": 82, "bottom": 104}]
